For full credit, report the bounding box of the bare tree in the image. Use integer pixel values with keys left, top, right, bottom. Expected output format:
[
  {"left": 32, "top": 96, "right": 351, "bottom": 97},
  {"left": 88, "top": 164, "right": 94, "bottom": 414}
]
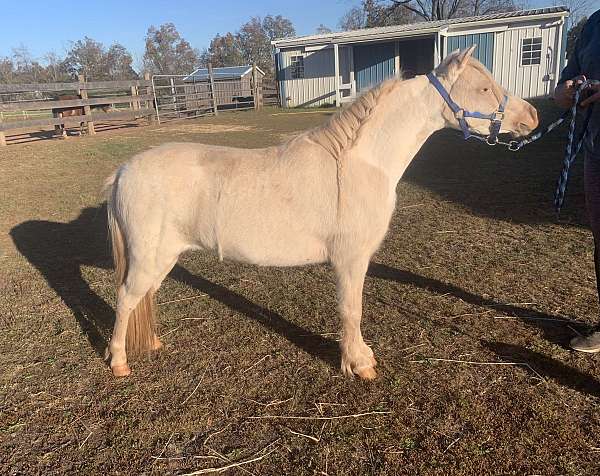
[
  {"left": 554, "top": 0, "right": 594, "bottom": 28},
  {"left": 340, "top": 0, "right": 520, "bottom": 27},
  {"left": 143, "top": 23, "right": 199, "bottom": 75},
  {"left": 316, "top": 24, "right": 333, "bottom": 34},
  {"left": 339, "top": 5, "right": 368, "bottom": 30},
  {"left": 206, "top": 33, "right": 245, "bottom": 67},
  {"left": 106, "top": 44, "right": 138, "bottom": 79},
  {"left": 43, "top": 51, "right": 69, "bottom": 82},
  {"left": 205, "top": 15, "right": 296, "bottom": 73}
]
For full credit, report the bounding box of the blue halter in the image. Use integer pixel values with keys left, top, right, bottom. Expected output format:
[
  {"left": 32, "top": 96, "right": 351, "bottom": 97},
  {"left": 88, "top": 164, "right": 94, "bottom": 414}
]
[{"left": 427, "top": 72, "right": 509, "bottom": 146}]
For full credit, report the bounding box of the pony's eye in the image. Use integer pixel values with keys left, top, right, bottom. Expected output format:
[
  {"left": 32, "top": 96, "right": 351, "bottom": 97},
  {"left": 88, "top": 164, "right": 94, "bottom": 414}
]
[{"left": 482, "top": 88, "right": 489, "bottom": 92}]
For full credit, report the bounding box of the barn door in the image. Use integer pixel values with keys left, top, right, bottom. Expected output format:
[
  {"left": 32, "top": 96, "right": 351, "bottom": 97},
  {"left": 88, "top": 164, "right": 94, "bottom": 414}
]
[{"left": 353, "top": 42, "right": 396, "bottom": 92}]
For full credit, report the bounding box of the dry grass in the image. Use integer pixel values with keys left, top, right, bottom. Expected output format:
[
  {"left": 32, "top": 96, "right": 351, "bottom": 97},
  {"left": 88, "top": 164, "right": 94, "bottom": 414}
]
[{"left": 1, "top": 104, "right": 600, "bottom": 475}]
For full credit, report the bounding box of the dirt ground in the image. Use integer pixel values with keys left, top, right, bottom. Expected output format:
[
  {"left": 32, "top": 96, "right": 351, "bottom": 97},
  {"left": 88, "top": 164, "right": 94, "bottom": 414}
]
[{"left": 1, "top": 104, "right": 600, "bottom": 475}]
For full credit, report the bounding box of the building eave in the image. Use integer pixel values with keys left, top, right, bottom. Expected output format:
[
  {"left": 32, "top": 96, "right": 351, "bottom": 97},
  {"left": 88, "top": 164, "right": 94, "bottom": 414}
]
[{"left": 271, "top": 8, "right": 569, "bottom": 49}]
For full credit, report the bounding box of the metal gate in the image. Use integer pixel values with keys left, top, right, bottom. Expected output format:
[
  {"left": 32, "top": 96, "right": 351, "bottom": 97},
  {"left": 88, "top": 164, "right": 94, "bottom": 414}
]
[{"left": 151, "top": 74, "right": 215, "bottom": 124}]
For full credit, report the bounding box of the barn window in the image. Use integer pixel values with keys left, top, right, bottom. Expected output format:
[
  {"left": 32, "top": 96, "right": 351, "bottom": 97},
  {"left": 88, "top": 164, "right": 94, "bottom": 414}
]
[
  {"left": 521, "top": 37, "right": 542, "bottom": 66},
  {"left": 290, "top": 55, "right": 305, "bottom": 79}
]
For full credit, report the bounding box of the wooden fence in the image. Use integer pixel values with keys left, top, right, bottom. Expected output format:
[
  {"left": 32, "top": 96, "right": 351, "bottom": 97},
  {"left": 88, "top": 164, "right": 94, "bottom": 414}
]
[
  {"left": 0, "top": 73, "right": 155, "bottom": 146},
  {"left": 0, "top": 65, "right": 281, "bottom": 146}
]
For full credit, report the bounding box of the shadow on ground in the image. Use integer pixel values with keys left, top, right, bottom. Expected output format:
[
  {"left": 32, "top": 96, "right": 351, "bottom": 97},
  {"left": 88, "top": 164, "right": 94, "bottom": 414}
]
[
  {"left": 9, "top": 206, "right": 339, "bottom": 367},
  {"left": 10, "top": 204, "right": 599, "bottom": 394},
  {"left": 406, "top": 121, "right": 587, "bottom": 226},
  {"left": 483, "top": 341, "right": 600, "bottom": 398}
]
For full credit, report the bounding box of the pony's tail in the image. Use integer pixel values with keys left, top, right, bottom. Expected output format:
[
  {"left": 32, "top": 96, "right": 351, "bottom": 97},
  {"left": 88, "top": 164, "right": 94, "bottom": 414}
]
[{"left": 105, "top": 172, "right": 157, "bottom": 356}]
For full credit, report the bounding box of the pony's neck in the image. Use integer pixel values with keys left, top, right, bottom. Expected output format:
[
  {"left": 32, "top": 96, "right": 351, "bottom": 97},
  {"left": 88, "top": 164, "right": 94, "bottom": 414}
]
[{"left": 354, "top": 75, "right": 447, "bottom": 186}]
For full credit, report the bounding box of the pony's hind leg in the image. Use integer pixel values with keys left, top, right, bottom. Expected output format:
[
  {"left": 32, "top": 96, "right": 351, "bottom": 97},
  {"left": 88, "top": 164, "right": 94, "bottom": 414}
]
[
  {"left": 108, "top": 254, "right": 180, "bottom": 376},
  {"left": 334, "top": 257, "right": 377, "bottom": 380},
  {"left": 108, "top": 266, "right": 156, "bottom": 377}
]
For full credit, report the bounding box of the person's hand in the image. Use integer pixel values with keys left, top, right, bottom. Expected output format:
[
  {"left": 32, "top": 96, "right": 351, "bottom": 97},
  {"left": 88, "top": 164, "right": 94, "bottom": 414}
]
[
  {"left": 554, "top": 75, "right": 586, "bottom": 109},
  {"left": 581, "top": 82, "right": 600, "bottom": 107}
]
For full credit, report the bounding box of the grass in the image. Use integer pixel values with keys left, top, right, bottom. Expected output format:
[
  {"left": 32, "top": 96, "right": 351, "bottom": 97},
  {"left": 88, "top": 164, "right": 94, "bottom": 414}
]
[{"left": 1, "top": 103, "right": 600, "bottom": 475}]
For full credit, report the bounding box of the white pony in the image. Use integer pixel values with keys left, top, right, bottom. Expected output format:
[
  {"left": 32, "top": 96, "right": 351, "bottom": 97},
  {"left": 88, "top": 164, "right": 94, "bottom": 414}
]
[{"left": 104, "top": 47, "right": 538, "bottom": 379}]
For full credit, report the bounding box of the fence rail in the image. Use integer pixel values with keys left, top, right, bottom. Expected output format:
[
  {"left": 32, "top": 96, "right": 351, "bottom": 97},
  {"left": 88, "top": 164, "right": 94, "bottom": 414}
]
[
  {"left": 0, "top": 64, "right": 281, "bottom": 146},
  {"left": 0, "top": 74, "right": 155, "bottom": 146}
]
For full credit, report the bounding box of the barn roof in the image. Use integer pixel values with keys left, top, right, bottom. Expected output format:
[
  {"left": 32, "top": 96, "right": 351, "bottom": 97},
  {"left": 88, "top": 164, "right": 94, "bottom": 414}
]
[
  {"left": 184, "top": 65, "right": 265, "bottom": 81},
  {"left": 272, "top": 6, "right": 569, "bottom": 48}
]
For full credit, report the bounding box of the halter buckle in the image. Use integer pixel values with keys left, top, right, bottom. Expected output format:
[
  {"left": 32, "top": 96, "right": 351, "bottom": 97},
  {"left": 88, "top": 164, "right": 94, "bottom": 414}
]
[
  {"left": 454, "top": 109, "right": 465, "bottom": 120},
  {"left": 491, "top": 111, "right": 505, "bottom": 122},
  {"left": 508, "top": 141, "right": 521, "bottom": 151},
  {"left": 486, "top": 135, "right": 498, "bottom": 146}
]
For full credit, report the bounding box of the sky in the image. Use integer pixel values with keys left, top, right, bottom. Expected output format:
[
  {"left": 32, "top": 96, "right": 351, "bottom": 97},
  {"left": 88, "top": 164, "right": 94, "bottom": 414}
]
[
  {"left": 0, "top": 0, "right": 360, "bottom": 67},
  {"left": 1, "top": 0, "right": 599, "bottom": 67}
]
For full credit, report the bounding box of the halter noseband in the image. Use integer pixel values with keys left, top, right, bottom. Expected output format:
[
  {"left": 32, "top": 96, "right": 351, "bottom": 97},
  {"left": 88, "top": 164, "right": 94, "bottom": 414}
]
[{"left": 427, "top": 72, "right": 509, "bottom": 146}]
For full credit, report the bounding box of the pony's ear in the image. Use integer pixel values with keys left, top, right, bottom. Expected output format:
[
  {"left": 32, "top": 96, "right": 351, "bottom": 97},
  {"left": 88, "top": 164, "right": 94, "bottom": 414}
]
[
  {"left": 437, "top": 45, "right": 477, "bottom": 82},
  {"left": 457, "top": 45, "right": 477, "bottom": 69}
]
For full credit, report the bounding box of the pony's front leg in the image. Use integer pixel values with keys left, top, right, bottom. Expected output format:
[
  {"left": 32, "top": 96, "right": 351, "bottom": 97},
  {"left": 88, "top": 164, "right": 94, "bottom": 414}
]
[{"left": 334, "top": 258, "right": 377, "bottom": 380}]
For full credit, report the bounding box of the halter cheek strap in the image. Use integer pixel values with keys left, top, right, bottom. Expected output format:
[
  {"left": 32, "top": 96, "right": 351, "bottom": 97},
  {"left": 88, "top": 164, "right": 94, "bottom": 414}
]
[{"left": 427, "top": 72, "right": 508, "bottom": 145}]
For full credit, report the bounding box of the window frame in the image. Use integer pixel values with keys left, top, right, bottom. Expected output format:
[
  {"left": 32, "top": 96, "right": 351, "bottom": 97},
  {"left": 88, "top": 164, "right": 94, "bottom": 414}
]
[
  {"left": 290, "top": 55, "right": 305, "bottom": 79},
  {"left": 521, "top": 37, "right": 542, "bottom": 67}
]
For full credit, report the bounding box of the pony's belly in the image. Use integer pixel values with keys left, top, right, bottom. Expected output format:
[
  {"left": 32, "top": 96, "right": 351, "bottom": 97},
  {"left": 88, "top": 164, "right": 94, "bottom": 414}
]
[{"left": 219, "top": 233, "right": 328, "bottom": 267}]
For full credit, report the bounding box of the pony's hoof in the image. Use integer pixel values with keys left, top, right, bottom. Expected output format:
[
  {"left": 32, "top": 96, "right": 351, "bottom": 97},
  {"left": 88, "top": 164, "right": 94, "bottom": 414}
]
[
  {"left": 152, "top": 336, "right": 162, "bottom": 351},
  {"left": 356, "top": 366, "right": 377, "bottom": 380},
  {"left": 111, "top": 364, "right": 131, "bottom": 377}
]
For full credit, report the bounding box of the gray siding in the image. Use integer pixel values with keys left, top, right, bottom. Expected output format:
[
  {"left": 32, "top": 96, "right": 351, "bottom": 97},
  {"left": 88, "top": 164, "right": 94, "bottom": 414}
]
[
  {"left": 447, "top": 33, "right": 495, "bottom": 71},
  {"left": 278, "top": 48, "right": 336, "bottom": 108},
  {"left": 354, "top": 42, "right": 396, "bottom": 92}
]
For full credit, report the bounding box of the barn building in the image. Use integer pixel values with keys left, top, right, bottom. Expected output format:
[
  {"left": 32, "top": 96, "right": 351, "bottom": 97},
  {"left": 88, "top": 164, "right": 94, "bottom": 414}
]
[
  {"left": 272, "top": 6, "right": 569, "bottom": 107},
  {"left": 184, "top": 65, "right": 265, "bottom": 109}
]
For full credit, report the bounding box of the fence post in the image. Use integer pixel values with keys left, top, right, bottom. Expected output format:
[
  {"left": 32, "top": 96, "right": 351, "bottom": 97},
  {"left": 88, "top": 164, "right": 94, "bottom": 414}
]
[
  {"left": 208, "top": 62, "right": 218, "bottom": 116},
  {"left": 252, "top": 62, "right": 260, "bottom": 110},
  {"left": 0, "top": 113, "right": 6, "bottom": 146},
  {"left": 144, "top": 72, "right": 156, "bottom": 124},
  {"left": 130, "top": 83, "right": 139, "bottom": 112},
  {"left": 78, "top": 74, "right": 95, "bottom": 135}
]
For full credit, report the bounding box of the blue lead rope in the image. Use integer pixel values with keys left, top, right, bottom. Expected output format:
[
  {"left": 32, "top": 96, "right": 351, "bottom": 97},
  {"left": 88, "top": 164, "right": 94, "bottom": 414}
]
[
  {"left": 427, "top": 71, "right": 597, "bottom": 213},
  {"left": 554, "top": 81, "right": 595, "bottom": 214}
]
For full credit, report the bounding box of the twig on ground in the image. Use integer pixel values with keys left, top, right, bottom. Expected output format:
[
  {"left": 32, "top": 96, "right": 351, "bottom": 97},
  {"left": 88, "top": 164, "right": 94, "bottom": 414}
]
[
  {"left": 443, "top": 437, "right": 461, "bottom": 454},
  {"left": 398, "top": 203, "right": 425, "bottom": 210},
  {"left": 158, "top": 294, "right": 207, "bottom": 306},
  {"left": 287, "top": 427, "right": 320, "bottom": 443},
  {"left": 493, "top": 316, "right": 581, "bottom": 324},
  {"left": 182, "top": 367, "right": 210, "bottom": 405},
  {"left": 248, "top": 411, "right": 391, "bottom": 421},
  {"left": 410, "top": 358, "right": 544, "bottom": 381},
  {"left": 182, "top": 443, "right": 278, "bottom": 476},
  {"left": 152, "top": 432, "right": 175, "bottom": 461},
  {"left": 203, "top": 424, "right": 232, "bottom": 446},
  {"left": 439, "top": 311, "right": 493, "bottom": 319},
  {"left": 78, "top": 431, "right": 92, "bottom": 450},
  {"left": 315, "top": 402, "right": 347, "bottom": 415},
  {"left": 159, "top": 326, "right": 181, "bottom": 339},
  {"left": 243, "top": 355, "right": 271, "bottom": 373},
  {"left": 243, "top": 397, "right": 293, "bottom": 408},
  {"left": 399, "top": 343, "right": 427, "bottom": 353}
]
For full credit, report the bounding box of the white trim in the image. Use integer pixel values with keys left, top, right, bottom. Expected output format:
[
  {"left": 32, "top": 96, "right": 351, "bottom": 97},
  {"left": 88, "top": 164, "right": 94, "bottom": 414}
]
[
  {"left": 554, "top": 20, "right": 564, "bottom": 88},
  {"left": 444, "top": 25, "right": 508, "bottom": 36},
  {"left": 305, "top": 44, "right": 332, "bottom": 51},
  {"left": 334, "top": 43, "right": 341, "bottom": 107}
]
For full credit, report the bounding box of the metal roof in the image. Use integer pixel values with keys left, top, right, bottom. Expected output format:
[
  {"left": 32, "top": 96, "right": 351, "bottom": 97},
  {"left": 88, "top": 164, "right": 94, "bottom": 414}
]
[
  {"left": 272, "top": 6, "right": 569, "bottom": 48},
  {"left": 184, "top": 65, "right": 265, "bottom": 81}
]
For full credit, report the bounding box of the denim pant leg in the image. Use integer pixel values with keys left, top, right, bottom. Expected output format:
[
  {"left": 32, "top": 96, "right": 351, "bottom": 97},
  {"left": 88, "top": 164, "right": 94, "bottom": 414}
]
[{"left": 584, "top": 146, "right": 600, "bottom": 314}]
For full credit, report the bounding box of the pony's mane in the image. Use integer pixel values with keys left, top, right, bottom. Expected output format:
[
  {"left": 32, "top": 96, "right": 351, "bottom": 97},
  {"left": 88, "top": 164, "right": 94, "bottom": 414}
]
[{"left": 306, "top": 78, "right": 401, "bottom": 159}]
